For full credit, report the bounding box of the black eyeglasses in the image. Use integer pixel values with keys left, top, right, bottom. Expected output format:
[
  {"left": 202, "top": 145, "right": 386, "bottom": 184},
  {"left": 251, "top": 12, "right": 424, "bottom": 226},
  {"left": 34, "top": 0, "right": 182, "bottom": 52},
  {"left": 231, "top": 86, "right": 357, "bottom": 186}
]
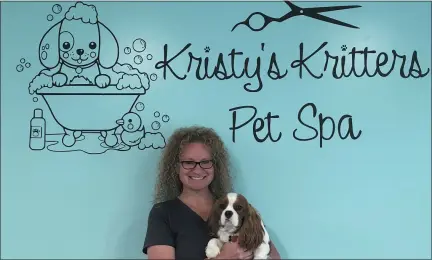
[{"left": 180, "top": 160, "right": 214, "bottom": 170}]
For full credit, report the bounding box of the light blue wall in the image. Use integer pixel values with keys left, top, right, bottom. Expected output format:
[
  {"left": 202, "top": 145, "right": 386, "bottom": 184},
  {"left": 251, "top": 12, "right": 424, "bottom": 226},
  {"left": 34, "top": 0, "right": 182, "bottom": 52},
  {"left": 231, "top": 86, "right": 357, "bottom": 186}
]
[{"left": 1, "top": 1, "right": 431, "bottom": 259}]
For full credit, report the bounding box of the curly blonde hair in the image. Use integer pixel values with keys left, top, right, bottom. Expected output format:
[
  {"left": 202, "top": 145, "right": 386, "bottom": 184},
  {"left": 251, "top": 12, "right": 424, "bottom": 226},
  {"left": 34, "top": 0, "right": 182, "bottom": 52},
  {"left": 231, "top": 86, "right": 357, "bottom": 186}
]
[{"left": 153, "top": 126, "right": 233, "bottom": 204}]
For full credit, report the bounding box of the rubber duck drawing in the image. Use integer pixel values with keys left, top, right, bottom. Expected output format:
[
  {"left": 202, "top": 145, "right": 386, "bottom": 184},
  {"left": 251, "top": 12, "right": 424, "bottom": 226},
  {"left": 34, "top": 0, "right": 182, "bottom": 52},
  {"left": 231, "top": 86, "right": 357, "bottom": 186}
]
[{"left": 115, "top": 112, "right": 145, "bottom": 148}]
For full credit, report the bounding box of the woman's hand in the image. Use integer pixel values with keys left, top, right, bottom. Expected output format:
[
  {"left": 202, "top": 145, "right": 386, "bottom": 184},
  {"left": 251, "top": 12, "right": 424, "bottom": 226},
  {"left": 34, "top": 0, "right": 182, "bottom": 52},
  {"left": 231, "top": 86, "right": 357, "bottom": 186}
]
[{"left": 215, "top": 241, "right": 253, "bottom": 259}]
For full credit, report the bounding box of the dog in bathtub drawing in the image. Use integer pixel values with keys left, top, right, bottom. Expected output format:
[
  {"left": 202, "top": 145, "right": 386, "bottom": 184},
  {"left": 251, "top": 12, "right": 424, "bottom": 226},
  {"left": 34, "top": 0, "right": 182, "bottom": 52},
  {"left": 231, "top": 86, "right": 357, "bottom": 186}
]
[
  {"left": 39, "top": 1, "right": 118, "bottom": 88},
  {"left": 29, "top": 2, "right": 151, "bottom": 149}
]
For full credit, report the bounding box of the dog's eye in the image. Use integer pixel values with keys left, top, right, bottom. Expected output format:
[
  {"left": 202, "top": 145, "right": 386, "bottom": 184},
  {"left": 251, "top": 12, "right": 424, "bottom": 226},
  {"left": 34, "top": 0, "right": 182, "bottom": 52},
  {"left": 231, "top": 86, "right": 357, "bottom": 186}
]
[
  {"left": 62, "top": 42, "right": 71, "bottom": 50},
  {"left": 219, "top": 204, "right": 225, "bottom": 209},
  {"left": 60, "top": 32, "right": 74, "bottom": 51},
  {"left": 89, "top": 42, "right": 97, "bottom": 49},
  {"left": 234, "top": 205, "right": 243, "bottom": 211}
]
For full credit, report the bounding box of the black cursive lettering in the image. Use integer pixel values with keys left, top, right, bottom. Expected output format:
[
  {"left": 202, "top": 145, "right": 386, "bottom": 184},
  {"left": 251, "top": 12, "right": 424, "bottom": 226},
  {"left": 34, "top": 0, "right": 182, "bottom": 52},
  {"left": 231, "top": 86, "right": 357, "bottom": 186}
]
[
  {"left": 155, "top": 42, "right": 430, "bottom": 92},
  {"left": 293, "top": 102, "right": 362, "bottom": 148},
  {"left": 155, "top": 43, "right": 190, "bottom": 80},
  {"left": 291, "top": 42, "right": 326, "bottom": 79},
  {"left": 267, "top": 52, "right": 288, "bottom": 80},
  {"left": 323, "top": 47, "right": 430, "bottom": 79},
  {"left": 229, "top": 105, "right": 282, "bottom": 143},
  {"left": 155, "top": 43, "right": 265, "bottom": 92}
]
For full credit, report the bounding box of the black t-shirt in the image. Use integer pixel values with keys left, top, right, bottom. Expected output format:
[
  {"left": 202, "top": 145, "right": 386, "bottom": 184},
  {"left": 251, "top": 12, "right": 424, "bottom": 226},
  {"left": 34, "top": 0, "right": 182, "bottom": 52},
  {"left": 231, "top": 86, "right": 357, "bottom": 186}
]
[{"left": 143, "top": 198, "right": 212, "bottom": 260}]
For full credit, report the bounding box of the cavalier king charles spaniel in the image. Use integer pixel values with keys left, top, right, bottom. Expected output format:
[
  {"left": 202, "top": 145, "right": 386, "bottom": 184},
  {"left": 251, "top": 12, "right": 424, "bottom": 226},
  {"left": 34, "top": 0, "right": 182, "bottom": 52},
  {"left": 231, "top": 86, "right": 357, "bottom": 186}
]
[{"left": 205, "top": 192, "right": 271, "bottom": 259}]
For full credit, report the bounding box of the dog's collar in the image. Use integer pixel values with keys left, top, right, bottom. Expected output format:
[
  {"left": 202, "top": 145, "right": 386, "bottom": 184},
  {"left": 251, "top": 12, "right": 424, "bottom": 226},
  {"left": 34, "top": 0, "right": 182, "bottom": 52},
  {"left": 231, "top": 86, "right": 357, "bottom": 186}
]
[{"left": 62, "top": 60, "right": 97, "bottom": 70}]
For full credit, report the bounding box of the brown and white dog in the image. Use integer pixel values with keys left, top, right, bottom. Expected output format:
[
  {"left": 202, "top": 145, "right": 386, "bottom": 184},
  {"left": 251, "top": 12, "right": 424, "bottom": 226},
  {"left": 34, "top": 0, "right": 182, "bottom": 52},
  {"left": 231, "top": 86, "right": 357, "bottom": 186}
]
[{"left": 205, "top": 192, "right": 270, "bottom": 259}]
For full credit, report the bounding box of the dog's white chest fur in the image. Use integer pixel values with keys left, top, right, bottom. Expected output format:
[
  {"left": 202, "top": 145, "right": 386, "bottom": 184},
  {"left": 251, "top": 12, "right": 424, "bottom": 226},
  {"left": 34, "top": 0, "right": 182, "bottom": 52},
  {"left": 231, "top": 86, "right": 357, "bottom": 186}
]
[
  {"left": 217, "top": 229, "right": 232, "bottom": 243},
  {"left": 61, "top": 63, "right": 100, "bottom": 84}
]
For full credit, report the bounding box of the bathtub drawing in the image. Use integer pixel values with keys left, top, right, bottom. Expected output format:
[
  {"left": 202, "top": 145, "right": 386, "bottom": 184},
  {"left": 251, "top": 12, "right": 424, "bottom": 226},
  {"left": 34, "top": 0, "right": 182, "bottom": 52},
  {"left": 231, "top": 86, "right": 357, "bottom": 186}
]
[
  {"left": 30, "top": 83, "right": 168, "bottom": 154},
  {"left": 36, "top": 84, "right": 143, "bottom": 132},
  {"left": 35, "top": 83, "right": 146, "bottom": 148}
]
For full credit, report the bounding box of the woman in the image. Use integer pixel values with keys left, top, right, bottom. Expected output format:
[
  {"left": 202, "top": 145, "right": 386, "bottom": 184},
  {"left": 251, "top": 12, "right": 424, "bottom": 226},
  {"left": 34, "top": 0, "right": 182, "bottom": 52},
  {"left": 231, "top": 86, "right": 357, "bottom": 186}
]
[{"left": 142, "top": 126, "right": 281, "bottom": 259}]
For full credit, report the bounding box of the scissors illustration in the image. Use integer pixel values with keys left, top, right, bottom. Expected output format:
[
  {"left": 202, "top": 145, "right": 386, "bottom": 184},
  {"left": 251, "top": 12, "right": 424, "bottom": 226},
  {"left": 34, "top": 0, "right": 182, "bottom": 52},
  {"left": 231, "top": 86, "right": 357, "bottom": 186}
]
[{"left": 231, "top": 1, "right": 361, "bottom": 32}]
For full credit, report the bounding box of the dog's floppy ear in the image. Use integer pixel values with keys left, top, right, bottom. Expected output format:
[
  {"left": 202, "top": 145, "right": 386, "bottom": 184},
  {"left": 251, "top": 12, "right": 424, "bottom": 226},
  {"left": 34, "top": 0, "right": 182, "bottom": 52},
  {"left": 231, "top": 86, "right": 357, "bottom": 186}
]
[
  {"left": 39, "top": 21, "right": 61, "bottom": 69},
  {"left": 98, "top": 22, "right": 119, "bottom": 69},
  {"left": 238, "top": 203, "right": 264, "bottom": 252},
  {"left": 207, "top": 200, "right": 222, "bottom": 237}
]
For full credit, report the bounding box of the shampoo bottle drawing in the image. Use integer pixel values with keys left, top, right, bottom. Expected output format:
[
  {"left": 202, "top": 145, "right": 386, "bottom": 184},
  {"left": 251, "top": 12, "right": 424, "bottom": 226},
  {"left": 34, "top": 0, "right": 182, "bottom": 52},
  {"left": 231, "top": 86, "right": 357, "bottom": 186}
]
[{"left": 29, "top": 108, "right": 46, "bottom": 150}]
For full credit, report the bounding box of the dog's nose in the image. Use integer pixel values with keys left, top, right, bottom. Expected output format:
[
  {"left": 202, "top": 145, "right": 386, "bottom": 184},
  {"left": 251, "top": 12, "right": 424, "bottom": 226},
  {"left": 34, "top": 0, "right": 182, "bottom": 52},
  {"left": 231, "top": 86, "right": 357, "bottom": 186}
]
[
  {"left": 224, "top": 210, "right": 233, "bottom": 219},
  {"left": 77, "top": 49, "right": 84, "bottom": 55}
]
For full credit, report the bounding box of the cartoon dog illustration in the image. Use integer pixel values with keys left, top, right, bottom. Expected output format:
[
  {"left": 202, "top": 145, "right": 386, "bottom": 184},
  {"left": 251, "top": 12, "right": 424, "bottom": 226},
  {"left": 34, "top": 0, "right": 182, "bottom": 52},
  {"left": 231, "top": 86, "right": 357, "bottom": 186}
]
[
  {"left": 28, "top": 2, "right": 151, "bottom": 149},
  {"left": 38, "top": 1, "right": 119, "bottom": 88}
]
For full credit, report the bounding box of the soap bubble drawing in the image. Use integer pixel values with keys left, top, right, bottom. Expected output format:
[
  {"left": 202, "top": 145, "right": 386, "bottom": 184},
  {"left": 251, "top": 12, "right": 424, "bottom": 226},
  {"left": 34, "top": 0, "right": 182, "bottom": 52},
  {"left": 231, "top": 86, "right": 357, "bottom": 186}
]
[
  {"left": 154, "top": 111, "right": 160, "bottom": 118},
  {"left": 52, "top": 4, "right": 62, "bottom": 14},
  {"left": 134, "top": 55, "right": 143, "bottom": 65},
  {"left": 135, "top": 102, "right": 145, "bottom": 111},
  {"left": 162, "top": 115, "right": 170, "bottom": 123},
  {"left": 33, "top": 97, "right": 38, "bottom": 102},
  {"left": 152, "top": 121, "right": 161, "bottom": 130},
  {"left": 133, "top": 38, "right": 146, "bottom": 52},
  {"left": 16, "top": 57, "right": 31, "bottom": 72},
  {"left": 16, "top": 64, "right": 24, "bottom": 72},
  {"left": 150, "top": 73, "right": 158, "bottom": 81},
  {"left": 147, "top": 54, "right": 153, "bottom": 60},
  {"left": 124, "top": 47, "right": 131, "bottom": 54},
  {"left": 47, "top": 14, "right": 53, "bottom": 21}
]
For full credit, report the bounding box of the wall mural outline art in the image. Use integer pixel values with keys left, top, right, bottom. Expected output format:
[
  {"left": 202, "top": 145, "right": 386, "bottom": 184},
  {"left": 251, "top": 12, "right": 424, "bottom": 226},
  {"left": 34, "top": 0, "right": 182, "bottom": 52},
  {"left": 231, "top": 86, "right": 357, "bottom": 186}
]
[
  {"left": 27, "top": 1, "right": 168, "bottom": 155},
  {"left": 23, "top": 1, "right": 430, "bottom": 152},
  {"left": 231, "top": 1, "right": 361, "bottom": 32},
  {"left": 149, "top": 1, "right": 428, "bottom": 147}
]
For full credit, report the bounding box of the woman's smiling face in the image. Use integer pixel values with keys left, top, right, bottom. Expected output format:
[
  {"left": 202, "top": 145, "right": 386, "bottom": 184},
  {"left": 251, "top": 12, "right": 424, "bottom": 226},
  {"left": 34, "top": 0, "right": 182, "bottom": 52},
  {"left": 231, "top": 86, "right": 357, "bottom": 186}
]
[{"left": 178, "top": 142, "right": 215, "bottom": 192}]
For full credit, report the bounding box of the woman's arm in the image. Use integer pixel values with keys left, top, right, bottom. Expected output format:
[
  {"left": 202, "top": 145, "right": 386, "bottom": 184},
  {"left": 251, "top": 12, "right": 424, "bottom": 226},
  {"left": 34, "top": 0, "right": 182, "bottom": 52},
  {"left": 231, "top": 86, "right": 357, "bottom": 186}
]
[
  {"left": 269, "top": 241, "right": 281, "bottom": 259},
  {"left": 147, "top": 245, "right": 175, "bottom": 259},
  {"left": 206, "top": 241, "right": 280, "bottom": 259},
  {"left": 143, "top": 206, "right": 176, "bottom": 259}
]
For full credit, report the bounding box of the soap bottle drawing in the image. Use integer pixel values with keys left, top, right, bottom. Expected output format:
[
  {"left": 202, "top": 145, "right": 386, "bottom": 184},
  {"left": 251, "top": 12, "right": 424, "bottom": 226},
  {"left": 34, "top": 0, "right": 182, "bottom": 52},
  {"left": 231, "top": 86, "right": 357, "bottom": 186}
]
[{"left": 29, "top": 108, "right": 46, "bottom": 150}]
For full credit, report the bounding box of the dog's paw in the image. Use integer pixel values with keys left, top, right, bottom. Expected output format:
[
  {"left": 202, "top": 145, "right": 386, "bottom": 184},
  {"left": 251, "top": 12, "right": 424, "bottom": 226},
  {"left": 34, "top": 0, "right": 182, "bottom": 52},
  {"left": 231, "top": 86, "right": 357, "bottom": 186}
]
[
  {"left": 95, "top": 74, "right": 111, "bottom": 88},
  {"left": 205, "top": 245, "right": 220, "bottom": 259},
  {"left": 52, "top": 73, "right": 67, "bottom": 87}
]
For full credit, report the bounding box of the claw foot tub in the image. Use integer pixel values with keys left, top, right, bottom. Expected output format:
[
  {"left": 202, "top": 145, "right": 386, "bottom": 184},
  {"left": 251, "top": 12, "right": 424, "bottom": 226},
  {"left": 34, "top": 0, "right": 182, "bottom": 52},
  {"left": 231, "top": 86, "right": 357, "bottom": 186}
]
[{"left": 36, "top": 84, "right": 145, "bottom": 147}]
